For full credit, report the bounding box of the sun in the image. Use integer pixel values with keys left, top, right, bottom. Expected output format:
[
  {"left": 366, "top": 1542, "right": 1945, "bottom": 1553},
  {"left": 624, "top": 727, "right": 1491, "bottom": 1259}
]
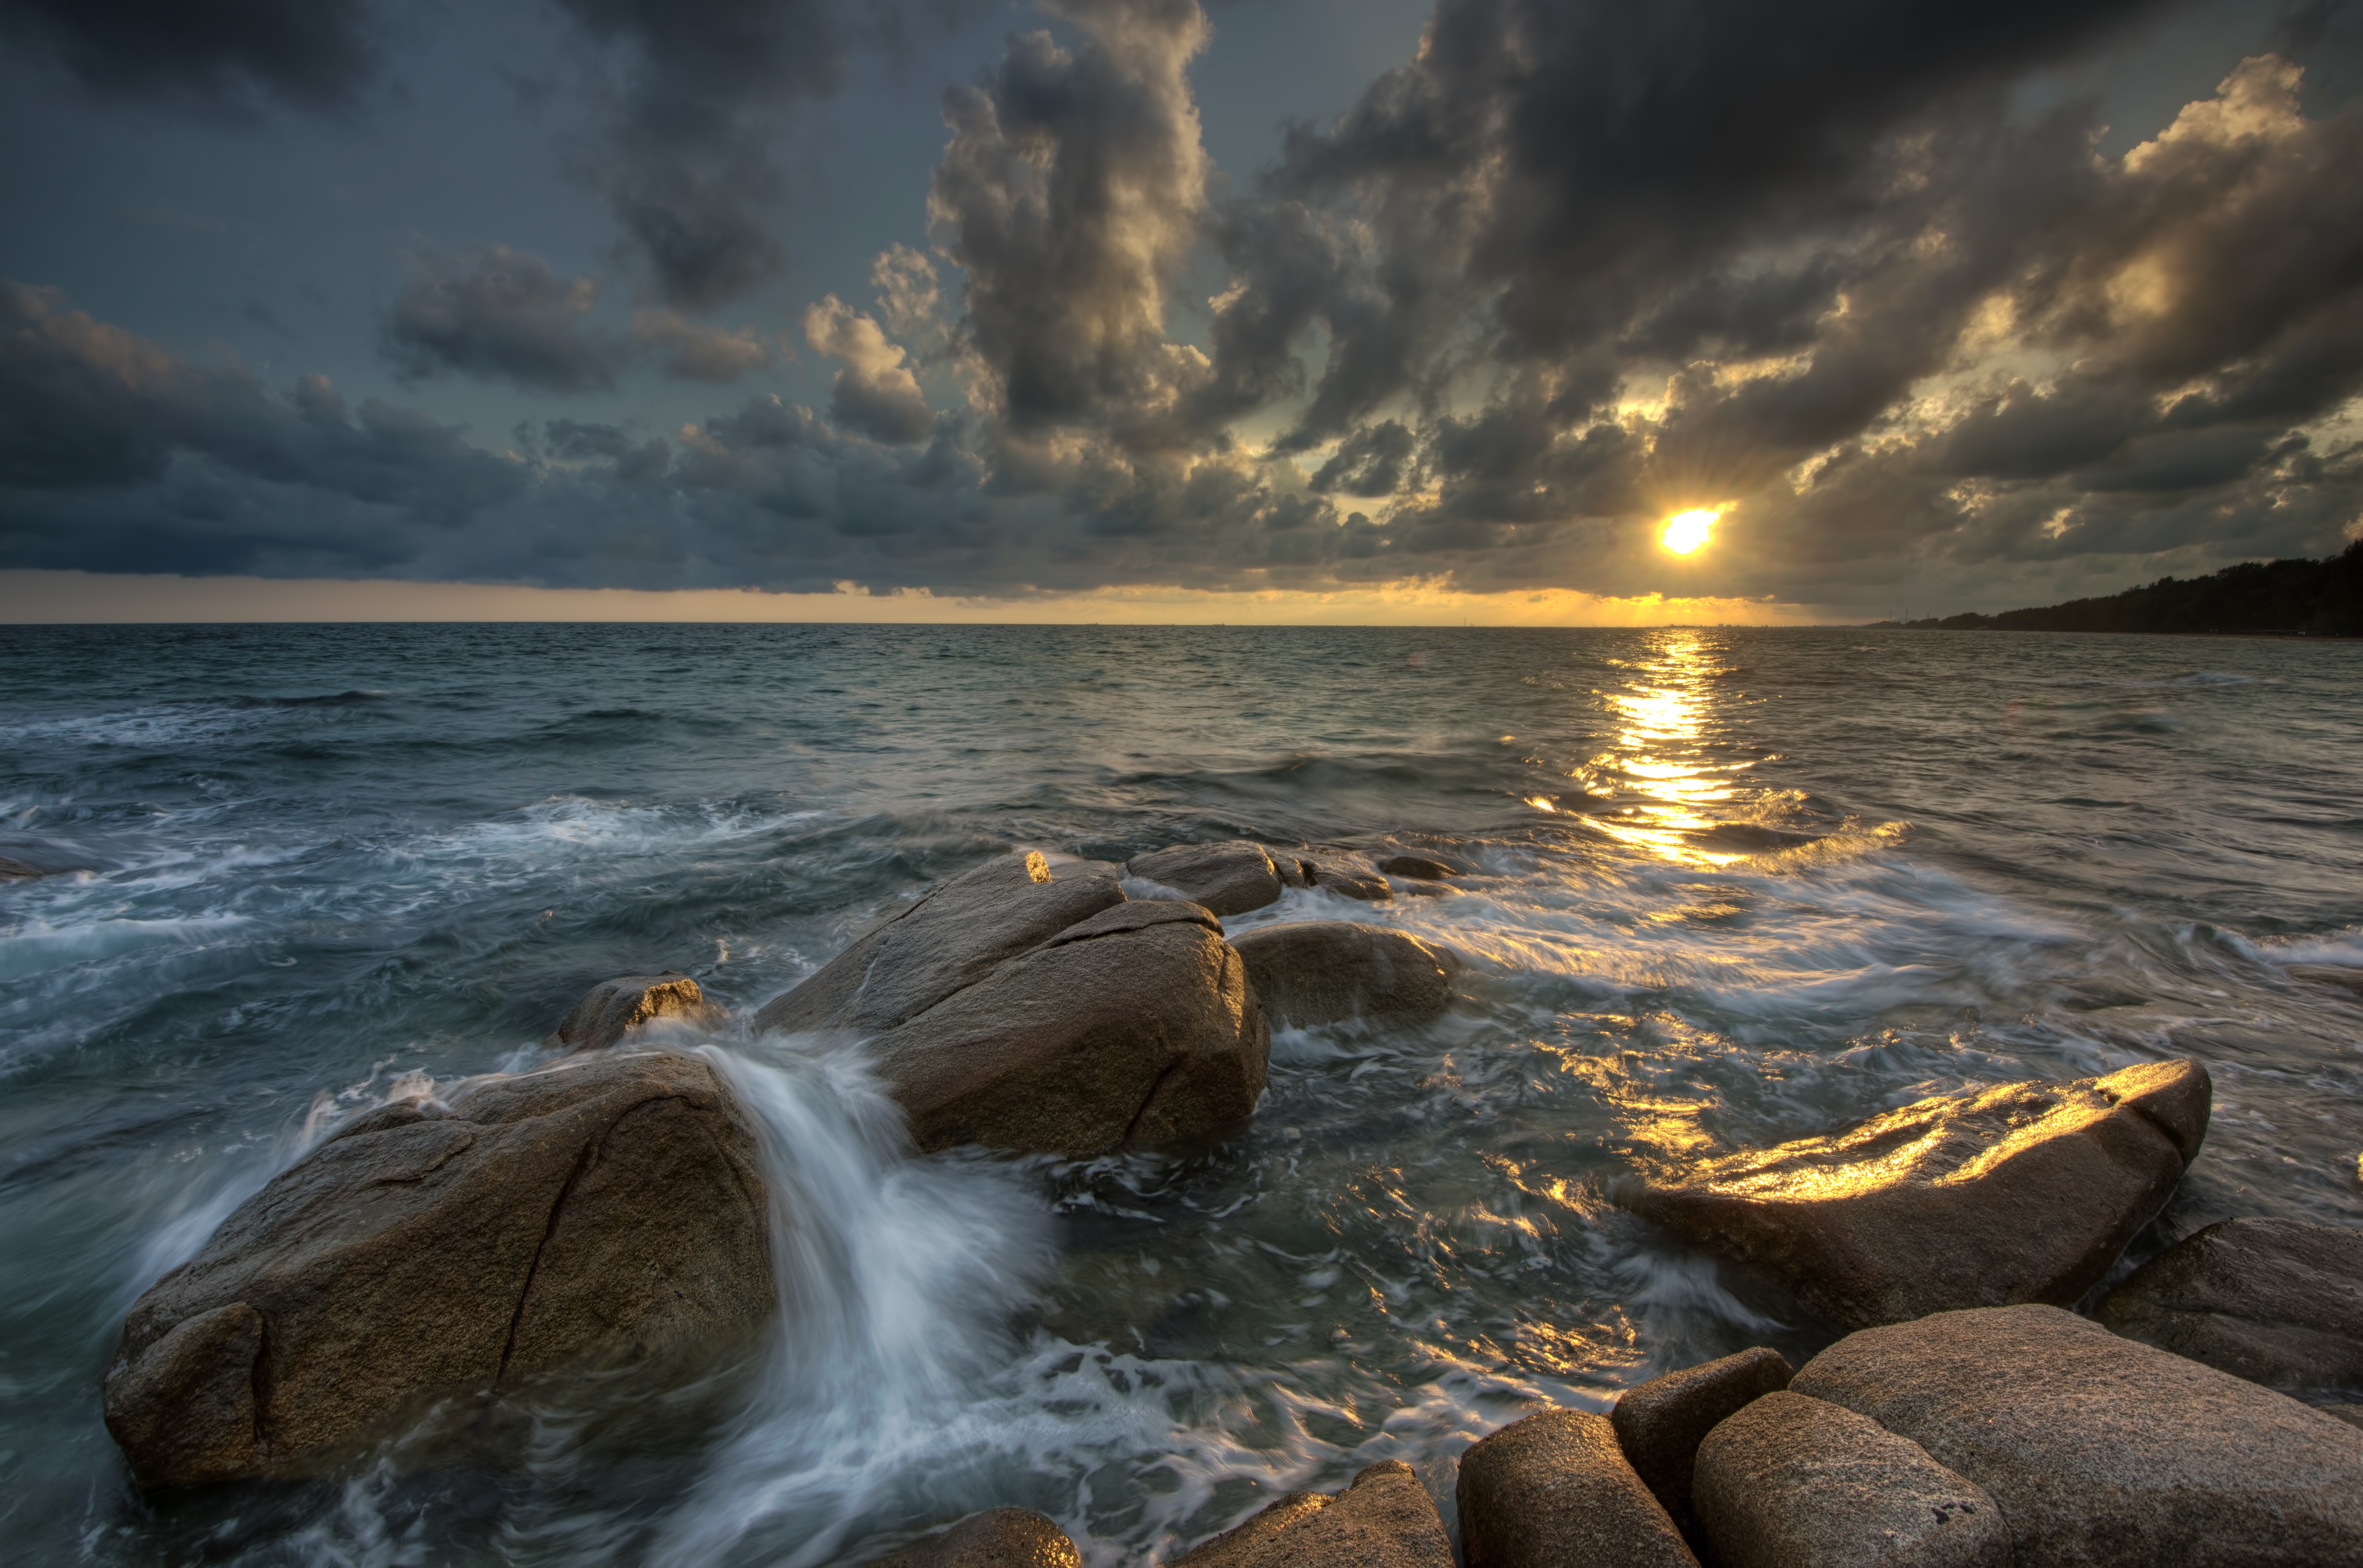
[{"left": 1660, "top": 507, "right": 1719, "bottom": 555}]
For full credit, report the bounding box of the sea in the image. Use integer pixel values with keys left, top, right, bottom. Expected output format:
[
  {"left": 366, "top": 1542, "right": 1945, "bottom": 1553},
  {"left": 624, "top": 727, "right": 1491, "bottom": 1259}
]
[{"left": 1, "top": 622, "right": 2358, "bottom": 1566}]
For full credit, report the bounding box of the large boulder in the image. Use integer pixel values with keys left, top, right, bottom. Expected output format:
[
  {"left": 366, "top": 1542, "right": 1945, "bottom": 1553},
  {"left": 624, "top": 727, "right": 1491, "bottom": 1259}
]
[
  {"left": 753, "top": 852, "right": 1124, "bottom": 1037},
  {"left": 870, "top": 899, "right": 1266, "bottom": 1155},
  {"left": 1457, "top": 1408, "right": 1700, "bottom": 1568},
  {"left": 1127, "top": 841, "right": 1284, "bottom": 916},
  {"left": 866, "top": 1508, "right": 1081, "bottom": 1568},
  {"left": 104, "top": 1051, "right": 773, "bottom": 1490},
  {"left": 2097, "top": 1216, "right": 2363, "bottom": 1394},
  {"left": 1792, "top": 1303, "right": 2363, "bottom": 1566},
  {"left": 545, "top": 971, "right": 721, "bottom": 1052},
  {"left": 1610, "top": 1345, "right": 1792, "bottom": 1523},
  {"left": 1692, "top": 1390, "right": 2009, "bottom": 1568},
  {"left": 1228, "top": 922, "right": 1457, "bottom": 1028},
  {"left": 1172, "top": 1460, "right": 1453, "bottom": 1568},
  {"left": 1622, "top": 1060, "right": 2211, "bottom": 1328}
]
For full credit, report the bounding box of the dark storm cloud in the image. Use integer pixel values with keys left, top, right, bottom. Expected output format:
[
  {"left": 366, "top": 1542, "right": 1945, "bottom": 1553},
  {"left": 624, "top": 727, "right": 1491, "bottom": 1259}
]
[
  {"left": 380, "top": 247, "right": 774, "bottom": 392},
  {"left": 0, "top": 0, "right": 383, "bottom": 119}
]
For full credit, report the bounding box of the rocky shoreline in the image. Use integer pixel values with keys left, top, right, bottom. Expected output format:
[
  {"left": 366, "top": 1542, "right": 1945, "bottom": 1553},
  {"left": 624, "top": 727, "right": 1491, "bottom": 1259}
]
[{"left": 101, "top": 841, "right": 2363, "bottom": 1561}]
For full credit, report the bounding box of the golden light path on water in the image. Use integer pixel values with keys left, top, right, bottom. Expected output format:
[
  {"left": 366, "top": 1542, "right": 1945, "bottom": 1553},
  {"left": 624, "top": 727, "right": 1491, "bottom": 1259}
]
[{"left": 1575, "top": 629, "right": 1756, "bottom": 867}]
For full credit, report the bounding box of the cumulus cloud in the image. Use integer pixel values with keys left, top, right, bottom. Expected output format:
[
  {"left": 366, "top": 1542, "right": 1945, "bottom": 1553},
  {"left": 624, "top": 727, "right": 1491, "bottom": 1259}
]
[
  {"left": 630, "top": 308, "right": 773, "bottom": 382},
  {"left": 0, "top": 0, "right": 383, "bottom": 119},
  {"left": 804, "top": 296, "right": 932, "bottom": 443},
  {"left": 382, "top": 246, "right": 623, "bottom": 395},
  {"left": 928, "top": 0, "right": 1215, "bottom": 448}
]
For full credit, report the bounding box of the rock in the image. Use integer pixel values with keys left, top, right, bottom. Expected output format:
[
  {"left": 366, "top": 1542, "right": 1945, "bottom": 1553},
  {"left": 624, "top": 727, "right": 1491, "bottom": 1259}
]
[
  {"left": 545, "top": 972, "right": 720, "bottom": 1052},
  {"left": 1792, "top": 1302, "right": 2363, "bottom": 1566},
  {"left": 1305, "top": 854, "right": 1391, "bottom": 902},
  {"left": 2290, "top": 965, "right": 2363, "bottom": 998},
  {"left": 754, "top": 851, "right": 1124, "bottom": 1037},
  {"left": 1267, "top": 850, "right": 1315, "bottom": 888},
  {"left": 1611, "top": 1345, "right": 1792, "bottom": 1521},
  {"left": 1376, "top": 855, "right": 1459, "bottom": 881},
  {"left": 2327, "top": 1405, "right": 2363, "bottom": 1430},
  {"left": 1228, "top": 922, "right": 1457, "bottom": 1028},
  {"left": 870, "top": 900, "right": 1266, "bottom": 1156},
  {"left": 1692, "top": 1390, "right": 2009, "bottom": 1568},
  {"left": 1127, "top": 841, "right": 1284, "bottom": 916},
  {"left": 866, "top": 1508, "right": 1081, "bottom": 1568},
  {"left": 0, "top": 854, "right": 52, "bottom": 880},
  {"left": 2097, "top": 1216, "right": 2363, "bottom": 1394},
  {"left": 1622, "top": 1059, "right": 2211, "bottom": 1328},
  {"left": 1457, "top": 1408, "right": 1700, "bottom": 1568},
  {"left": 1174, "top": 1459, "right": 1453, "bottom": 1568},
  {"left": 104, "top": 1051, "right": 773, "bottom": 1489}
]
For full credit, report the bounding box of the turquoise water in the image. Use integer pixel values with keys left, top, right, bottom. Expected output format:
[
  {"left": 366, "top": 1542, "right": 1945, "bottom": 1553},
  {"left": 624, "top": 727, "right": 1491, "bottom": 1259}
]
[{"left": 2, "top": 623, "right": 2359, "bottom": 1565}]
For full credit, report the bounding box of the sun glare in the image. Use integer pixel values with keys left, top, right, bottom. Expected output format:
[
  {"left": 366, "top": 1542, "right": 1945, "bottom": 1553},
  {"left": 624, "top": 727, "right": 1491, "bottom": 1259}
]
[{"left": 1660, "top": 508, "right": 1718, "bottom": 554}]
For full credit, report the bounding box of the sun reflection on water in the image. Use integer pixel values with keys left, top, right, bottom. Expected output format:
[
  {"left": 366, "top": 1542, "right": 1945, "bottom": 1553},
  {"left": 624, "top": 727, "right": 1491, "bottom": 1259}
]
[{"left": 1576, "top": 631, "right": 1758, "bottom": 867}]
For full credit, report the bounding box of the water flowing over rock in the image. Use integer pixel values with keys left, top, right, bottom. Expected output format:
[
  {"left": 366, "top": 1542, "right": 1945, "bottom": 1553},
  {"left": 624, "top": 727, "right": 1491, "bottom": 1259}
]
[
  {"left": 1622, "top": 1059, "right": 2211, "bottom": 1328},
  {"left": 1375, "top": 855, "right": 1460, "bottom": 881},
  {"left": 1228, "top": 922, "right": 1457, "bottom": 1027},
  {"left": 1792, "top": 1303, "right": 2363, "bottom": 1566},
  {"left": 1172, "top": 1459, "right": 1453, "bottom": 1568},
  {"left": 1457, "top": 1408, "right": 1700, "bottom": 1568},
  {"left": 104, "top": 1051, "right": 773, "bottom": 1490},
  {"left": 1304, "top": 852, "right": 1391, "bottom": 902},
  {"left": 2098, "top": 1216, "right": 2363, "bottom": 1394},
  {"left": 1610, "top": 1345, "right": 1792, "bottom": 1523},
  {"left": 545, "top": 971, "right": 720, "bottom": 1052},
  {"left": 1692, "top": 1390, "right": 2009, "bottom": 1568},
  {"left": 0, "top": 854, "right": 54, "bottom": 880},
  {"left": 1126, "top": 841, "right": 1284, "bottom": 916},
  {"left": 754, "top": 852, "right": 1125, "bottom": 1038},
  {"left": 866, "top": 1508, "right": 1082, "bottom": 1568}
]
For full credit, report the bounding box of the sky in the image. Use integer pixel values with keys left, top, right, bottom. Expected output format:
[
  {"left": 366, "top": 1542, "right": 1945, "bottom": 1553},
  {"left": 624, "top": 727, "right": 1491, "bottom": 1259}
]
[{"left": 1, "top": 0, "right": 2359, "bottom": 624}]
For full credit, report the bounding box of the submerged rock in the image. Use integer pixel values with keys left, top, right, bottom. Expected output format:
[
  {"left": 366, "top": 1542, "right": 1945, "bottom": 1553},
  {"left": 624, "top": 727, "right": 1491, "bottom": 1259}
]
[
  {"left": 872, "top": 898, "right": 1265, "bottom": 1155},
  {"left": 1692, "top": 1390, "right": 2009, "bottom": 1568},
  {"left": 753, "top": 851, "right": 1124, "bottom": 1037},
  {"left": 1173, "top": 1459, "right": 1453, "bottom": 1568},
  {"left": 1127, "top": 841, "right": 1284, "bottom": 916},
  {"left": 1610, "top": 1345, "right": 1792, "bottom": 1523},
  {"left": 1228, "top": 922, "right": 1457, "bottom": 1027},
  {"left": 1622, "top": 1059, "right": 2211, "bottom": 1328},
  {"left": 1457, "top": 1408, "right": 1700, "bottom": 1568},
  {"left": 104, "top": 1051, "right": 773, "bottom": 1490},
  {"left": 545, "top": 972, "right": 720, "bottom": 1052},
  {"left": 866, "top": 1508, "right": 1081, "bottom": 1568},
  {"left": 1793, "top": 1303, "right": 2363, "bottom": 1566},
  {"left": 0, "top": 854, "right": 53, "bottom": 881},
  {"left": 2097, "top": 1216, "right": 2363, "bottom": 1393},
  {"left": 1375, "top": 854, "right": 1460, "bottom": 881}
]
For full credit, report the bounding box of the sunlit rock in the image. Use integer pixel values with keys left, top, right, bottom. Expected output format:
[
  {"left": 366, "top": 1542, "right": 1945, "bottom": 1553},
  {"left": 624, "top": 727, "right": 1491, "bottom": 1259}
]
[
  {"left": 1622, "top": 1059, "right": 2211, "bottom": 1328},
  {"left": 1229, "top": 922, "right": 1457, "bottom": 1027},
  {"left": 1174, "top": 1459, "right": 1454, "bottom": 1568},
  {"left": 1304, "top": 852, "right": 1391, "bottom": 901},
  {"left": 1610, "top": 1345, "right": 1792, "bottom": 1524},
  {"left": 2098, "top": 1217, "right": 2363, "bottom": 1393},
  {"left": 753, "top": 851, "right": 1124, "bottom": 1036},
  {"left": 1692, "top": 1390, "right": 2009, "bottom": 1568},
  {"left": 866, "top": 1507, "right": 1082, "bottom": 1568},
  {"left": 1457, "top": 1409, "right": 1700, "bottom": 1568},
  {"left": 1127, "top": 840, "right": 1285, "bottom": 916},
  {"left": 545, "top": 971, "right": 721, "bottom": 1052},
  {"left": 871, "top": 898, "right": 1266, "bottom": 1156},
  {"left": 1375, "top": 854, "right": 1460, "bottom": 881},
  {"left": 1792, "top": 1303, "right": 2363, "bottom": 1565},
  {"left": 104, "top": 1051, "right": 773, "bottom": 1490}
]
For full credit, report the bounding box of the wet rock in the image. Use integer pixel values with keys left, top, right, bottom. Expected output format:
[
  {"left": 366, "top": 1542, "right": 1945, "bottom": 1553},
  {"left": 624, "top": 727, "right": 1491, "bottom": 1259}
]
[
  {"left": 2098, "top": 1216, "right": 2363, "bottom": 1393},
  {"left": 104, "top": 1051, "right": 773, "bottom": 1490},
  {"left": 870, "top": 903, "right": 1267, "bottom": 1157},
  {"left": 2327, "top": 1405, "right": 2363, "bottom": 1430},
  {"left": 1793, "top": 1302, "right": 2363, "bottom": 1566},
  {"left": 1267, "top": 849, "right": 1315, "bottom": 888},
  {"left": 2289, "top": 964, "right": 2363, "bottom": 998},
  {"left": 1376, "top": 855, "right": 1460, "bottom": 881},
  {"left": 754, "top": 851, "right": 1123, "bottom": 1037},
  {"left": 1305, "top": 853, "right": 1391, "bottom": 902},
  {"left": 1127, "top": 841, "right": 1284, "bottom": 916},
  {"left": 0, "top": 854, "right": 53, "bottom": 880},
  {"left": 1174, "top": 1459, "right": 1453, "bottom": 1568},
  {"left": 1611, "top": 1345, "right": 1792, "bottom": 1521},
  {"left": 1228, "top": 922, "right": 1456, "bottom": 1028},
  {"left": 545, "top": 972, "right": 720, "bottom": 1052},
  {"left": 1457, "top": 1408, "right": 1700, "bottom": 1568},
  {"left": 1692, "top": 1390, "right": 2009, "bottom": 1568},
  {"left": 1622, "top": 1059, "right": 2211, "bottom": 1328},
  {"left": 867, "top": 1507, "right": 1082, "bottom": 1568}
]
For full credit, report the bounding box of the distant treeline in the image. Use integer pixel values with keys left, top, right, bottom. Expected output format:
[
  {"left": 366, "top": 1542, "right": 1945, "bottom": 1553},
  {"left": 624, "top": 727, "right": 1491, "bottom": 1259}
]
[{"left": 1882, "top": 539, "right": 2363, "bottom": 636}]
